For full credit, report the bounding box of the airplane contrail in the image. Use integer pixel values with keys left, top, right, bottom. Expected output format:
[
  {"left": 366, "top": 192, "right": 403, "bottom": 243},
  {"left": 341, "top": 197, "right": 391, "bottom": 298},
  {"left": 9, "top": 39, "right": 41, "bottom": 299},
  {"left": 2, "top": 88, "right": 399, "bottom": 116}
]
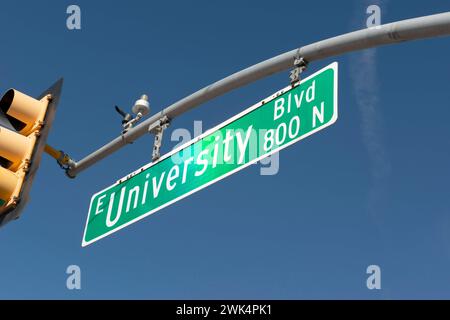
[{"left": 349, "top": 0, "right": 391, "bottom": 221}]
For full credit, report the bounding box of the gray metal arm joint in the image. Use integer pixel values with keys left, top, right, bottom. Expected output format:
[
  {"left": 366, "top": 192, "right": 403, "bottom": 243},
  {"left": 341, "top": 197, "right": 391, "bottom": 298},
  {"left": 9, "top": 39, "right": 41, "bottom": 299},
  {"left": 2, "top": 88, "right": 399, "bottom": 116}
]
[{"left": 58, "top": 151, "right": 77, "bottom": 178}]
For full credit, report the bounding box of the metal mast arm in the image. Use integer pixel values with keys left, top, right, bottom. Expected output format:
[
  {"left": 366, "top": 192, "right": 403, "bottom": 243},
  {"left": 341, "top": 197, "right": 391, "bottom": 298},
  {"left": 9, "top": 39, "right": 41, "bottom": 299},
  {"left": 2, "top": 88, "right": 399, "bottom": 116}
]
[{"left": 66, "top": 12, "right": 450, "bottom": 178}]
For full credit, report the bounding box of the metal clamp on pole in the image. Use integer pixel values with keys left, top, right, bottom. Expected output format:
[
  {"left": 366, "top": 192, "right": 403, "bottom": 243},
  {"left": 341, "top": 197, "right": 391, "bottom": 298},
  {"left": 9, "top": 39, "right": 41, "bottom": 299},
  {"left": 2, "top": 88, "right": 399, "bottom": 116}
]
[
  {"left": 289, "top": 52, "right": 308, "bottom": 85},
  {"left": 148, "top": 116, "right": 170, "bottom": 162}
]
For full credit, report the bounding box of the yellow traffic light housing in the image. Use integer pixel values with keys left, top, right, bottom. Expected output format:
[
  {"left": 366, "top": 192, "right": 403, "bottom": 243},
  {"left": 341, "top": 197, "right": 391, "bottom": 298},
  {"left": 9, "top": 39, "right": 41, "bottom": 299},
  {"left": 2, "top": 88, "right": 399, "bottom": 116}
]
[{"left": 0, "top": 79, "right": 63, "bottom": 226}]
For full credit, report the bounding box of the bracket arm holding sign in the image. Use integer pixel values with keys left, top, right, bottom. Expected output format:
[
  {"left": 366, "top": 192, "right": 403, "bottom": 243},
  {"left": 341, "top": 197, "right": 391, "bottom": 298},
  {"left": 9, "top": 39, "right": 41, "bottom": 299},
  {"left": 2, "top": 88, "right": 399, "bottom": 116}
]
[
  {"left": 289, "top": 51, "right": 308, "bottom": 85},
  {"left": 148, "top": 116, "right": 170, "bottom": 162}
]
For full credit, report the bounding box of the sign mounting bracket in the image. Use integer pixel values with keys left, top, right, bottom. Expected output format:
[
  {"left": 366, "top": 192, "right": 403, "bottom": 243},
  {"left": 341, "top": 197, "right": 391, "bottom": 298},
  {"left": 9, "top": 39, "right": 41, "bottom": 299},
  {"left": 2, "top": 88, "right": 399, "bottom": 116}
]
[
  {"left": 289, "top": 51, "right": 308, "bottom": 85},
  {"left": 148, "top": 115, "right": 170, "bottom": 162}
]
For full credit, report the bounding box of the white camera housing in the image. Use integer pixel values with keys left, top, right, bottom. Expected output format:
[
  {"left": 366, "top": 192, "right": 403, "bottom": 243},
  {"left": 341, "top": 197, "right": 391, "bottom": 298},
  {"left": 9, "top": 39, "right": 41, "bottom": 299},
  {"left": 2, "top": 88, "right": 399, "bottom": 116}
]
[{"left": 132, "top": 94, "right": 150, "bottom": 116}]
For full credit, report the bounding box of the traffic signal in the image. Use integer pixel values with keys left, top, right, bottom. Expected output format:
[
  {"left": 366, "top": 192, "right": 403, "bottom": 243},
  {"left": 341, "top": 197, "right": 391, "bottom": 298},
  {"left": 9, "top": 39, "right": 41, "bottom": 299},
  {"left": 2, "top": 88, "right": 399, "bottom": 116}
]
[{"left": 0, "top": 79, "right": 63, "bottom": 226}]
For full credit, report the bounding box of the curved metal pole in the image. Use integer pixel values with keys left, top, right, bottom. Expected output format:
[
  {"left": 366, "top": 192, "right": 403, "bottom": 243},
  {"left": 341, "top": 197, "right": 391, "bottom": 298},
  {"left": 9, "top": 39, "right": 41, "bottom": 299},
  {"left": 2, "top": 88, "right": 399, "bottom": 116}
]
[{"left": 67, "top": 12, "right": 450, "bottom": 178}]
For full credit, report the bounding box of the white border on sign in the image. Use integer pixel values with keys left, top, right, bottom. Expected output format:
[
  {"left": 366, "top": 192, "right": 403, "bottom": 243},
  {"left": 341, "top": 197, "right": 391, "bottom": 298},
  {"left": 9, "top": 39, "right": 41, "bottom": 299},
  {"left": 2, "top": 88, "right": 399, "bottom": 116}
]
[{"left": 82, "top": 62, "right": 339, "bottom": 247}]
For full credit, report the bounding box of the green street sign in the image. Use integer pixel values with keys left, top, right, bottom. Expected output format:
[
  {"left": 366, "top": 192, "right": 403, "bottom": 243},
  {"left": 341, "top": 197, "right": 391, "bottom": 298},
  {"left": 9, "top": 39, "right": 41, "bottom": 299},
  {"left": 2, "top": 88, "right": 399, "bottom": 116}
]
[{"left": 82, "top": 62, "right": 338, "bottom": 246}]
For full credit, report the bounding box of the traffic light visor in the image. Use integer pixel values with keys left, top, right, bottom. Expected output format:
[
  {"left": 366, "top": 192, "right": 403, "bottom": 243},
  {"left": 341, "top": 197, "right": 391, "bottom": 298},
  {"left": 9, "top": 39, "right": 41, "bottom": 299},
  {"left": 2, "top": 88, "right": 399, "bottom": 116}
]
[{"left": 0, "top": 89, "right": 48, "bottom": 136}]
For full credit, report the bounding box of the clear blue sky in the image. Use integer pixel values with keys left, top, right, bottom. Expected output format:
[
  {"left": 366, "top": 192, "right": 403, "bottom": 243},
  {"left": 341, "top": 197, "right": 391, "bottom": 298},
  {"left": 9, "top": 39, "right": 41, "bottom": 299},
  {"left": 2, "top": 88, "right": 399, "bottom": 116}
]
[{"left": 0, "top": 0, "right": 449, "bottom": 299}]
